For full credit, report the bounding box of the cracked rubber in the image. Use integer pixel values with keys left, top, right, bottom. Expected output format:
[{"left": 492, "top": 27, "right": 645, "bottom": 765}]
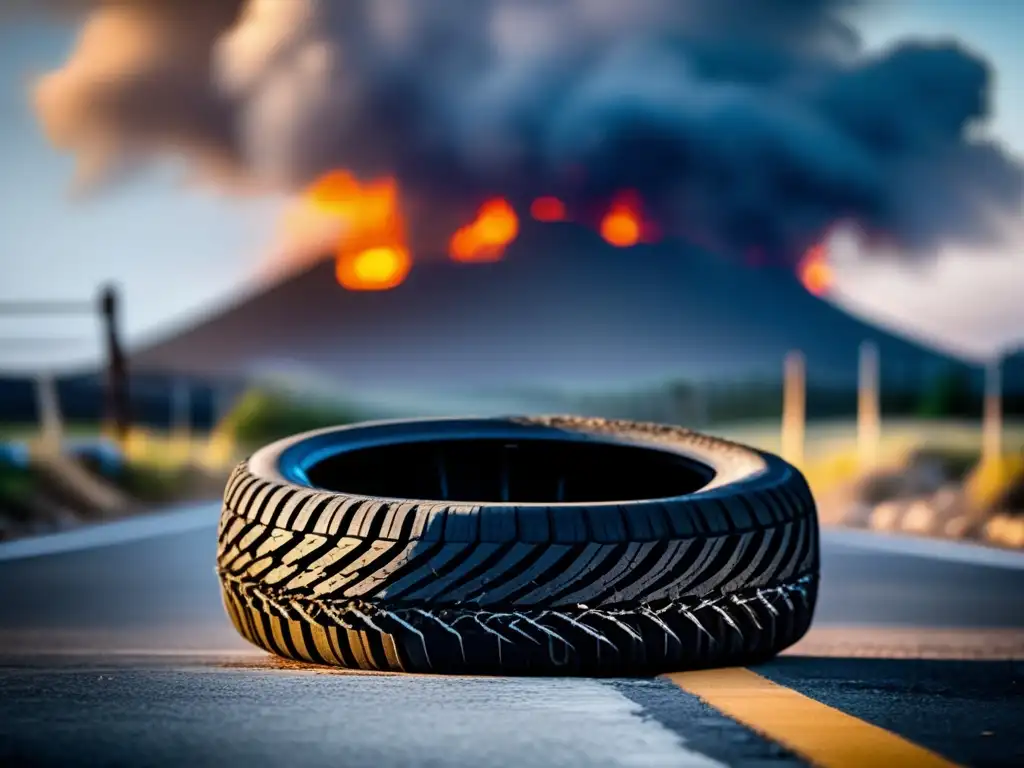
[{"left": 217, "top": 416, "right": 819, "bottom": 675}]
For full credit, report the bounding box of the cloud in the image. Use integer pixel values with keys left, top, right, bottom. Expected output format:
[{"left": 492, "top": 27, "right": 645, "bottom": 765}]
[{"left": 23, "top": 0, "right": 1024, "bottom": 262}]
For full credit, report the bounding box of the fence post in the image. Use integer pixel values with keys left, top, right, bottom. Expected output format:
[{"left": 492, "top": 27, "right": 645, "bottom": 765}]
[
  {"left": 858, "top": 341, "right": 881, "bottom": 470},
  {"left": 782, "top": 351, "right": 806, "bottom": 468},
  {"left": 34, "top": 372, "right": 64, "bottom": 456},
  {"left": 99, "top": 284, "right": 130, "bottom": 445},
  {"left": 982, "top": 357, "right": 1003, "bottom": 468}
]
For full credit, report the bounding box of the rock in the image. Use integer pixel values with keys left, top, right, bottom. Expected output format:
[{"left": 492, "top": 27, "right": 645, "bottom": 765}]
[
  {"left": 852, "top": 458, "right": 956, "bottom": 508},
  {"left": 870, "top": 501, "right": 907, "bottom": 532},
  {"left": 983, "top": 514, "right": 1024, "bottom": 549},
  {"left": 853, "top": 470, "right": 906, "bottom": 505},
  {"left": 842, "top": 501, "right": 875, "bottom": 528},
  {"left": 927, "top": 485, "right": 974, "bottom": 536},
  {"left": 943, "top": 515, "right": 972, "bottom": 539},
  {"left": 901, "top": 500, "right": 938, "bottom": 535},
  {"left": 905, "top": 447, "right": 978, "bottom": 484},
  {"left": 931, "top": 485, "right": 963, "bottom": 514},
  {"left": 899, "top": 458, "right": 951, "bottom": 497}
]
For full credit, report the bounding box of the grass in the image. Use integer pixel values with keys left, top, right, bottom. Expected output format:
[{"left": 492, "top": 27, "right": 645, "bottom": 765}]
[
  {"left": 219, "top": 388, "right": 365, "bottom": 450},
  {"left": 0, "top": 388, "right": 369, "bottom": 491},
  {"left": 713, "top": 417, "right": 1024, "bottom": 458},
  {"left": 964, "top": 454, "right": 1024, "bottom": 511},
  {"left": 0, "top": 463, "right": 35, "bottom": 509},
  {"left": 712, "top": 418, "right": 1024, "bottom": 499},
  {"left": 80, "top": 454, "right": 221, "bottom": 506}
]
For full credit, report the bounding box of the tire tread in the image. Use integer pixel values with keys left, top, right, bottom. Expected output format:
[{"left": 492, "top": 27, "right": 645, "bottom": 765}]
[{"left": 218, "top": 417, "right": 820, "bottom": 674}]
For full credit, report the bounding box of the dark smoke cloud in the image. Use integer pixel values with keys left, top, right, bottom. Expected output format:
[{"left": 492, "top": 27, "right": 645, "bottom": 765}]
[{"left": 25, "top": 0, "right": 1024, "bottom": 261}]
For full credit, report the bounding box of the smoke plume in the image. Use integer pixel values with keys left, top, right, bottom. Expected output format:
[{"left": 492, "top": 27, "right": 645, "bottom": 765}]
[{"left": 24, "top": 0, "right": 1024, "bottom": 262}]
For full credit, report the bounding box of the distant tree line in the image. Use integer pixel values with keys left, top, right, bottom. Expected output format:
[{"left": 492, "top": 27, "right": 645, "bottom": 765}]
[
  {"left": 0, "top": 373, "right": 235, "bottom": 432},
  {"left": 222, "top": 389, "right": 365, "bottom": 449},
  {"left": 557, "top": 368, "right": 1024, "bottom": 427}
]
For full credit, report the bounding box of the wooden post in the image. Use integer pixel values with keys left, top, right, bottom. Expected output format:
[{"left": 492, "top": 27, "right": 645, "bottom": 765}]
[
  {"left": 982, "top": 357, "right": 1003, "bottom": 468},
  {"left": 99, "top": 285, "right": 130, "bottom": 444},
  {"left": 857, "top": 341, "right": 881, "bottom": 470},
  {"left": 782, "top": 351, "right": 806, "bottom": 468},
  {"left": 34, "top": 372, "right": 64, "bottom": 456}
]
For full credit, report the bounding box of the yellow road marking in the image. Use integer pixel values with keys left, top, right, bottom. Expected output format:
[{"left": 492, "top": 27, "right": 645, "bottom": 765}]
[{"left": 665, "top": 667, "right": 961, "bottom": 768}]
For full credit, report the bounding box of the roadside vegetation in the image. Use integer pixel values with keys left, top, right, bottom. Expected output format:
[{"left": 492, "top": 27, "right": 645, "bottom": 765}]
[
  {"left": 0, "top": 462, "right": 36, "bottom": 522},
  {"left": 2, "top": 380, "right": 1023, "bottom": 547},
  {"left": 218, "top": 388, "right": 367, "bottom": 452}
]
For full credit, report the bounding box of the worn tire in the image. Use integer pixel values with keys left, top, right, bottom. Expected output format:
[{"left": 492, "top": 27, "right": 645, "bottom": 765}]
[{"left": 217, "top": 416, "right": 819, "bottom": 675}]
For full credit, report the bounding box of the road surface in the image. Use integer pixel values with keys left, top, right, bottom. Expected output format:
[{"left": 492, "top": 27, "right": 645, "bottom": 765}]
[{"left": 1, "top": 504, "right": 1022, "bottom": 768}]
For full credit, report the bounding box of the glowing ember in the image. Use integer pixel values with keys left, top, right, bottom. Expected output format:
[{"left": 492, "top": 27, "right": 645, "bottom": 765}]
[
  {"left": 449, "top": 198, "right": 519, "bottom": 262},
  {"left": 798, "top": 243, "right": 833, "bottom": 297},
  {"left": 530, "top": 196, "right": 566, "bottom": 222},
  {"left": 600, "top": 194, "right": 642, "bottom": 248},
  {"left": 336, "top": 246, "right": 411, "bottom": 291},
  {"left": 307, "top": 173, "right": 398, "bottom": 233},
  {"left": 308, "top": 170, "right": 360, "bottom": 209},
  {"left": 305, "top": 171, "right": 411, "bottom": 290}
]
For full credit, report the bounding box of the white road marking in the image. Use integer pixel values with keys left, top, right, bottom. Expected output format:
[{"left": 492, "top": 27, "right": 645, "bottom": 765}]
[
  {"left": 821, "top": 527, "right": 1024, "bottom": 570},
  {"left": 0, "top": 666, "right": 726, "bottom": 768},
  {"left": 524, "top": 680, "right": 727, "bottom": 767},
  {"left": 254, "top": 675, "right": 724, "bottom": 768},
  {"left": 0, "top": 503, "right": 219, "bottom": 562}
]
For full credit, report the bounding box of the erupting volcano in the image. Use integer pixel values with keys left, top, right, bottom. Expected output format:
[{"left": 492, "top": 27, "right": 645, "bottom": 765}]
[{"left": 129, "top": 217, "right": 981, "bottom": 402}]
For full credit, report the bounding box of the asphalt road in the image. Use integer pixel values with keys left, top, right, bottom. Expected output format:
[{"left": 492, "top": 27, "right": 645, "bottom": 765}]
[{"left": 0, "top": 504, "right": 1022, "bottom": 768}]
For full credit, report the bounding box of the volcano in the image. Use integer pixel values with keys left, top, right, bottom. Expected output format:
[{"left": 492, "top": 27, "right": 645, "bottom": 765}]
[{"left": 129, "top": 222, "right": 975, "bottom": 402}]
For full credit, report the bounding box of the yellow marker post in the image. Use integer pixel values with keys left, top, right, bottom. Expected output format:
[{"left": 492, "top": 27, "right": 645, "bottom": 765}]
[
  {"left": 857, "top": 341, "right": 880, "bottom": 471},
  {"left": 982, "top": 358, "right": 1003, "bottom": 470},
  {"left": 782, "top": 351, "right": 806, "bottom": 468}
]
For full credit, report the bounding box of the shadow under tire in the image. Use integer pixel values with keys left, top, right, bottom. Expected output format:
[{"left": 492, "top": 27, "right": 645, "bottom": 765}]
[{"left": 217, "top": 415, "right": 819, "bottom": 675}]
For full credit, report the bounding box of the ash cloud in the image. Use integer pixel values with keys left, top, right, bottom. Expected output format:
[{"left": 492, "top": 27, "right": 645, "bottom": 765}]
[{"left": 25, "top": 0, "right": 1024, "bottom": 261}]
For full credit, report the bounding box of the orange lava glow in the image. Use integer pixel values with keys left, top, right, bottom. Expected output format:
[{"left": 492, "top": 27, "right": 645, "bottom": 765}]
[
  {"left": 449, "top": 198, "right": 519, "bottom": 262},
  {"left": 336, "top": 246, "right": 411, "bottom": 291},
  {"left": 530, "top": 196, "right": 567, "bottom": 222},
  {"left": 308, "top": 170, "right": 360, "bottom": 209},
  {"left": 305, "top": 170, "right": 411, "bottom": 290},
  {"left": 600, "top": 194, "right": 642, "bottom": 248},
  {"left": 798, "top": 243, "right": 833, "bottom": 297}
]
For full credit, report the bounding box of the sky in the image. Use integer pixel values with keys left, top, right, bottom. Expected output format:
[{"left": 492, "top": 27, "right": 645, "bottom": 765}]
[
  {"left": 830, "top": 0, "right": 1024, "bottom": 361},
  {"left": 0, "top": 2, "right": 1022, "bottom": 374}
]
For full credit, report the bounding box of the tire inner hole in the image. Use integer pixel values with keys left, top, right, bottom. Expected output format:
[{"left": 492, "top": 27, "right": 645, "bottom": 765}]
[{"left": 302, "top": 438, "right": 715, "bottom": 503}]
